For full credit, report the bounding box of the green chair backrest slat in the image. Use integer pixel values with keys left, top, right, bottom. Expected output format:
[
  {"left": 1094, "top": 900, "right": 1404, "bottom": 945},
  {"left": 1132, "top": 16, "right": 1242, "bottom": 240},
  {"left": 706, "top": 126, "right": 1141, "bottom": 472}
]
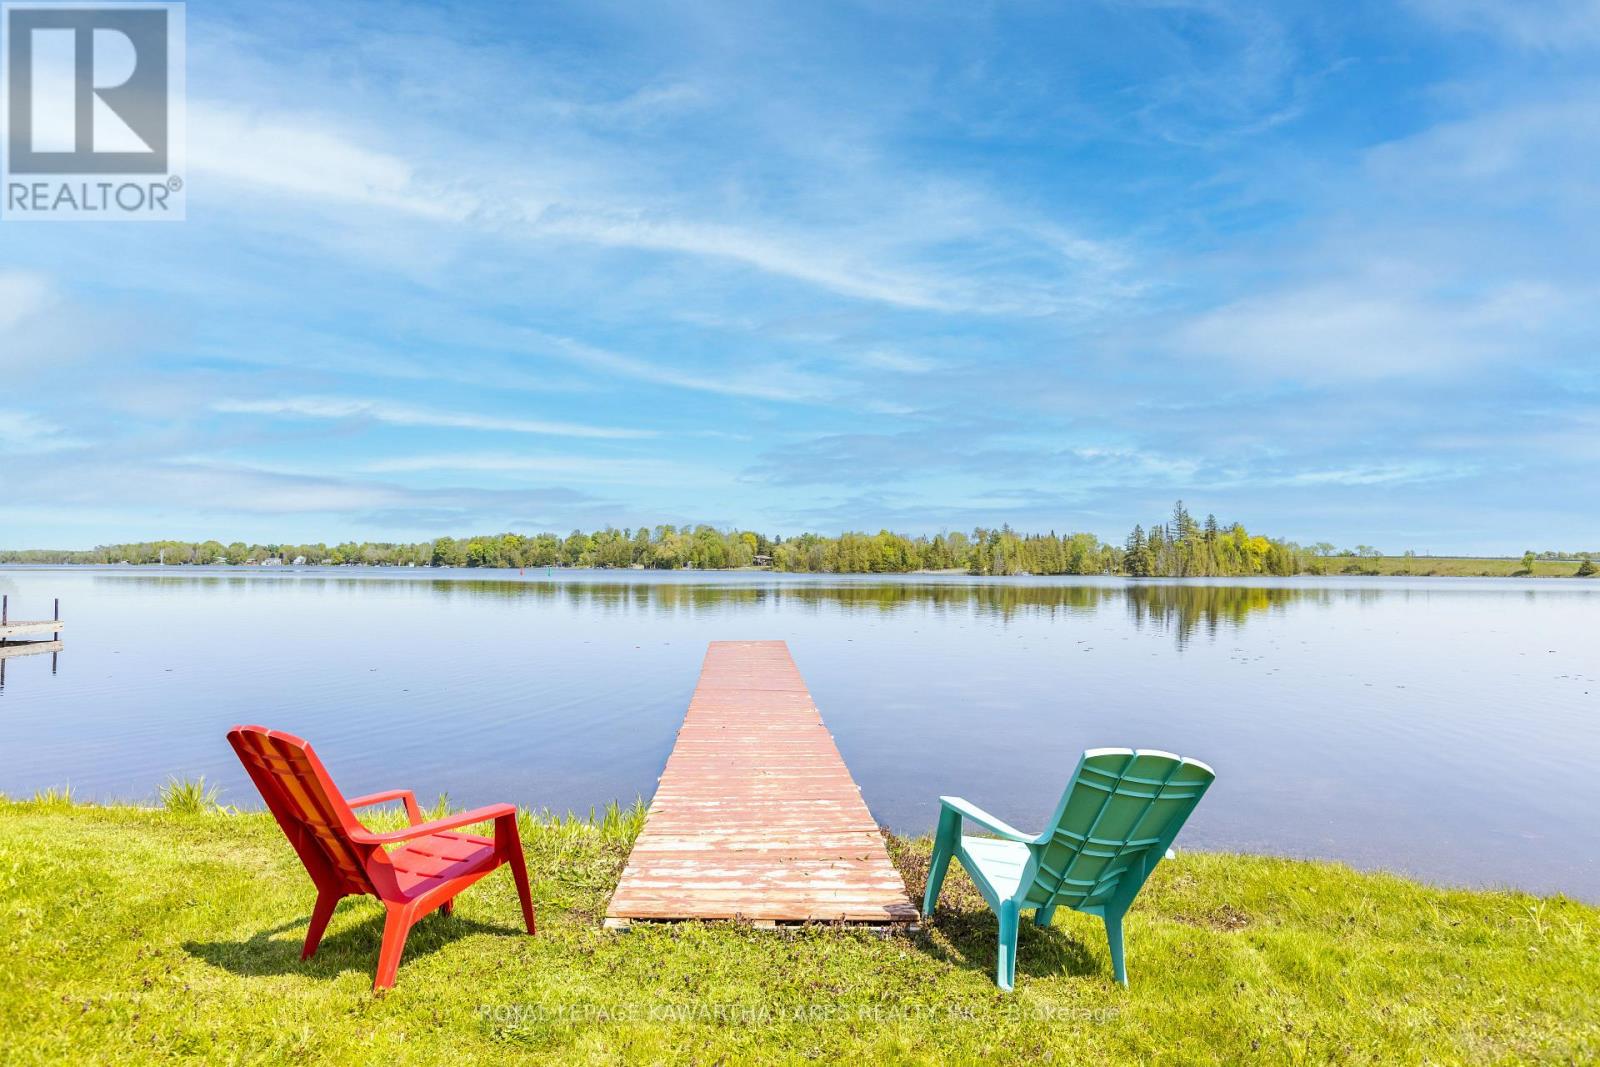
[{"left": 1023, "top": 749, "right": 1214, "bottom": 912}]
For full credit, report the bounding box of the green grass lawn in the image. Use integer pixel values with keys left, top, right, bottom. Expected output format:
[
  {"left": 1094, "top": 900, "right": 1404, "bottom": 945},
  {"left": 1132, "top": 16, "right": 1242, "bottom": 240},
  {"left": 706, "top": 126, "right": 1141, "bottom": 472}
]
[
  {"left": 1312, "top": 556, "right": 1593, "bottom": 578},
  {"left": 2, "top": 796, "right": 1596, "bottom": 1064}
]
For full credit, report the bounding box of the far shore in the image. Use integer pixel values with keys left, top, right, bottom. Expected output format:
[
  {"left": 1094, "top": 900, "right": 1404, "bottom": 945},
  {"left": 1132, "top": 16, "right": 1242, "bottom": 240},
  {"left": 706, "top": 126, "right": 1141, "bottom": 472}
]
[{"left": 1, "top": 555, "right": 1595, "bottom": 579}]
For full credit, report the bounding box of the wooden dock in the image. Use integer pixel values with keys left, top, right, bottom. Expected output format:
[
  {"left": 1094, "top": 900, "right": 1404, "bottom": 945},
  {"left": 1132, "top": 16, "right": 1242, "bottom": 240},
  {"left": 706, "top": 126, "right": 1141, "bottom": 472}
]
[
  {"left": 606, "top": 640, "right": 917, "bottom": 927},
  {"left": 0, "top": 620, "right": 63, "bottom": 640},
  {"left": 0, "top": 596, "right": 62, "bottom": 642},
  {"left": 0, "top": 596, "right": 64, "bottom": 679}
]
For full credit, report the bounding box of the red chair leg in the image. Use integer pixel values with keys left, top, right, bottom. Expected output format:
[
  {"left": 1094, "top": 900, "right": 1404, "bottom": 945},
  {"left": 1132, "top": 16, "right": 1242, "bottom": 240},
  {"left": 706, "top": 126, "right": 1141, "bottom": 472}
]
[
  {"left": 302, "top": 890, "right": 341, "bottom": 959},
  {"left": 374, "top": 904, "right": 416, "bottom": 990},
  {"left": 438, "top": 898, "right": 454, "bottom": 918},
  {"left": 499, "top": 814, "right": 536, "bottom": 935}
]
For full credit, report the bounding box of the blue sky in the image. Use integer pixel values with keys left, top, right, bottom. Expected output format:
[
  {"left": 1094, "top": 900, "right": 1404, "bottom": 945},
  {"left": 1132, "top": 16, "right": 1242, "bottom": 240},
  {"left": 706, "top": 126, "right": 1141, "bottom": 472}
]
[{"left": 2, "top": 0, "right": 1597, "bottom": 553}]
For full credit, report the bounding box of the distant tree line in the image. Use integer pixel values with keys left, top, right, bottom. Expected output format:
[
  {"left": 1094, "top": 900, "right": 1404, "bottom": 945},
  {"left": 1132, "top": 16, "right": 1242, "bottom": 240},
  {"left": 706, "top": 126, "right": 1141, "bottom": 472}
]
[
  {"left": 2, "top": 503, "right": 1594, "bottom": 577},
  {"left": 1124, "top": 502, "right": 1298, "bottom": 577}
]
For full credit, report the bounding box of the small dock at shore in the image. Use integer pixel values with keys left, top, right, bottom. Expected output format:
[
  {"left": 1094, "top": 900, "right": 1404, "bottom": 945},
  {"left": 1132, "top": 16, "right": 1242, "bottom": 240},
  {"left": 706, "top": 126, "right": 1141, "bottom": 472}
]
[
  {"left": 606, "top": 640, "right": 916, "bottom": 927},
  {"left": 0, "top": 596, "right": 64, "bottom": 665}
]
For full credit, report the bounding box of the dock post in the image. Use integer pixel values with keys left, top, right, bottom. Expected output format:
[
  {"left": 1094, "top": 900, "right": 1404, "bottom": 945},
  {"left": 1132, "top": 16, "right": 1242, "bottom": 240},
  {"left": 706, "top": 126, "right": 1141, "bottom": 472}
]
[
  {"left": 2, "top": 595, "right": 7, "bottom": 625},
  {"left": 54, "top": 599, "right": 60, "bottom": 641}
]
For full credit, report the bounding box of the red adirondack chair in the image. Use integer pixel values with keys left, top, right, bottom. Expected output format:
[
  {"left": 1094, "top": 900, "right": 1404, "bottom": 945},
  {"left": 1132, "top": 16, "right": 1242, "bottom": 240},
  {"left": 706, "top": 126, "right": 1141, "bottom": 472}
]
[{"left": 226, "top": 725, "right": 535, "bottom": 989}]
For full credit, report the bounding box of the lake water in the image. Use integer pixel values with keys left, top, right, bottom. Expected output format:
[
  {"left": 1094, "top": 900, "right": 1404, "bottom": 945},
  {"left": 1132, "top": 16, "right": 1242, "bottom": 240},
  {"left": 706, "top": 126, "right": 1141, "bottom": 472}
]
[{"left": 2, "top": 566, "right": 1596, "bottom": 900}]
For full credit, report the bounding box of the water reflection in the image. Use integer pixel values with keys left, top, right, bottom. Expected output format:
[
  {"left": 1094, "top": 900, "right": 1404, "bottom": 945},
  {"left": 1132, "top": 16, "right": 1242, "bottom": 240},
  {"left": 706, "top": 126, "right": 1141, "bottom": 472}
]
[{"left": 99, "top": 573, "right": 1348, "bottom": 646}]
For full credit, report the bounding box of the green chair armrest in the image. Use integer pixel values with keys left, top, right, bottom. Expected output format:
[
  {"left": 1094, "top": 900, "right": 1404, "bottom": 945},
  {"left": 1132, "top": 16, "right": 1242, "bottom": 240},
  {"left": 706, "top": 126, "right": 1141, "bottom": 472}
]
[{"left": 939, "top": 796, "right": 1035, "bottom": 842}]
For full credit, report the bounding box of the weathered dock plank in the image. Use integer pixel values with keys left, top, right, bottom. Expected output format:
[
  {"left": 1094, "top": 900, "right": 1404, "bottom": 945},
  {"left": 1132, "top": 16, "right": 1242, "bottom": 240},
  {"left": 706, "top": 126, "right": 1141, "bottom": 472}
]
[
  {"left": 0, "top": 620, "right": 63, "bottom": 640},
  {"left": 606, "top": 640, "right": 916, "bottom": 925}
]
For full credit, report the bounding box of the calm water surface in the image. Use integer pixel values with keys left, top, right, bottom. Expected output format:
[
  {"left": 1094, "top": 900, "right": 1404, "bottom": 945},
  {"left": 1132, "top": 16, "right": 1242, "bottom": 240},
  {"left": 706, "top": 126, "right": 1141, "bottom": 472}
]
[{"left": 2, "top": 567, "right": 1596, "bottom": 899}]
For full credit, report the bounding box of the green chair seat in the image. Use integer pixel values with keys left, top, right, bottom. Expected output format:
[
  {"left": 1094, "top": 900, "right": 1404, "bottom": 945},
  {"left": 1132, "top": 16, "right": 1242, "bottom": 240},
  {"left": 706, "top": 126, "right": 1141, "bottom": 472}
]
[
  {"left": 960, "top": 836, "right": 1031, "bottom": 902},
  {"left": 923, "top": 747, "right": 1215, "bottom": 990}
]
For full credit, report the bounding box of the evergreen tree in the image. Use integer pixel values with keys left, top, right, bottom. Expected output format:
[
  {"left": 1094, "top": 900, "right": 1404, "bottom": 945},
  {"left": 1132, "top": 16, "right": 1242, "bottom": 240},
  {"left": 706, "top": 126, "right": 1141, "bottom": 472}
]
[{"left": 1125, "top": 525, "right": 1149, "bottom": 577}]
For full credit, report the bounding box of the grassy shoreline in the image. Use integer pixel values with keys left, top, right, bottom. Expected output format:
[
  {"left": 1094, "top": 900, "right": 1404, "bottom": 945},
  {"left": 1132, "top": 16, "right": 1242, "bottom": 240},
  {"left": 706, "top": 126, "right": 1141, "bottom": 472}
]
[
  {"left": 2, "top": 797, "right": 1595, "bottom": 1064},
  {"left": 1303, "top": 556, "right": 1594, "bottom": 578}
]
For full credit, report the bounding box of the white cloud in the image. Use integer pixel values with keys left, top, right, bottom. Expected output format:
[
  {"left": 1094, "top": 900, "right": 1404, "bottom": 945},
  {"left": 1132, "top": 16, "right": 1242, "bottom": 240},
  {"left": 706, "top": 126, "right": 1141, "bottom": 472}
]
[
  {"left": 539, "top": 81, "right": 710, "bottom": 124},
  {"left": 1161, "top": 81, "right": 1600, "bottom": 386},
  {"left": 0, "top": 409, "right": 83, "bottom": 453},
  {"left": 189, "top": 104, "right": 474, "bottom": 220},
  {"left": 1068, "top": 446, "right": 1204, "bottom": 484},
  {"left": 0, "top": 272, "right": 54, "bottom": 332},
  {"left": 1365, "top": 95, "right": 1600, "bottom": 199},
  {"left": 0, "top": 455, "right": 611, "bottom": 527},
  {"left": 360, "top": 452, "right": 721, "bottom": 484},
  {"left": 1171, "top": 277, "right": 1590, "bottom": 381},
  {"left": 190, "top": 103, "right": 973, "bottom": 310},
  {"left": 531, "top": 333, "right": 835, "bottom": 402},
  {"left": 855, "top": 348, "right": 939, "bottom": 374},
  {"left": 213, "top": 396, "right": 655, "bottom": 439},
  {"left": 1279, "top": 463, "right": 1464, "bottom": 487},
  {"left": 182, "top": 93, "right": 1137, "bottom": 317},
  {"left": 536, "top": 210, "right": 961, "bottom": 311},
  {"left": 1409, "top": 0, "right": 1600, "bottom": 50}
]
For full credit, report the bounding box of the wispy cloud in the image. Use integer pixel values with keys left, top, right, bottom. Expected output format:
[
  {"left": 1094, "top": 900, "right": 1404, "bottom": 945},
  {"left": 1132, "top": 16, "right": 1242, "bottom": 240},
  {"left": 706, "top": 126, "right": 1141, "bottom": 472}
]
[
  {"left": 1409, "top": 0, "right": 1600, "bottom": 50},
  {"left": 187, "top": 104, "right": 1136, "bottom": 316},
  {"left": 190, "top": 103, "right": 473, "bottom": 220},
  {"left": 1278, "top": 463, "right": 1466, "bottom": 487},
  {"left": 855, "top": 348, "right": 940, "bottom": 374},
  {"left": 1, "top": 452, "right": 615, "bottom": 529},
  {"left": 536, "top": 210, "right": 969, "bottom": 312},
  {"left": 213, "top": 397, "right": 656, "bottom": 439},
  {"left": 359, "top": 452, "right": 723, "bottom": 484},
  {"left": 0, "top": 271, "right": 54, "bottom": 332},
  {"left": 1170, "top": 282, "right": 1505, "bottom": 380},
  {"left": 531, "top": 333, "right": 836, "bottom": 402},
  {"left": 0, "top": 409, "right": 84, "bottom": 453},
  {"left": 1364, "top": 94, "right": 1600, "bottom": 209}
]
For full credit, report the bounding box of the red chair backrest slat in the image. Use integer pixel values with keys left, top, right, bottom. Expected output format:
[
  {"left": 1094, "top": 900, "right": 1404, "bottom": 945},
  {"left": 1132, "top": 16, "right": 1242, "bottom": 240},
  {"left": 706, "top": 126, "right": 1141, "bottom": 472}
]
[{"left": 227, "top": 725, "right": 379, "bottom": 897}]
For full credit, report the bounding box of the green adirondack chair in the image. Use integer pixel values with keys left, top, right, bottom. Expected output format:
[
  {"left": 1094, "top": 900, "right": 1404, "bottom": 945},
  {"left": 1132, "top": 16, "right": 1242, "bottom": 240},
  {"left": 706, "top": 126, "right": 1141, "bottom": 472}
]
[{"left": 922, "top": 747, "right": 1215, "bottom": 990}]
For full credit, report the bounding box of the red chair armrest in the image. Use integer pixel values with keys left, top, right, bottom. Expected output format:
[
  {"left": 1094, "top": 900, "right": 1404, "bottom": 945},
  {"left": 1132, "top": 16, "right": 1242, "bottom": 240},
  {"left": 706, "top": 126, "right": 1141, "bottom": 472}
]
[
  {"left": 347, "top": 789, "right": 423, "bottom": 824},
  {"left": 349, "top": 803, "right": 517, "bottom": 845}
]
